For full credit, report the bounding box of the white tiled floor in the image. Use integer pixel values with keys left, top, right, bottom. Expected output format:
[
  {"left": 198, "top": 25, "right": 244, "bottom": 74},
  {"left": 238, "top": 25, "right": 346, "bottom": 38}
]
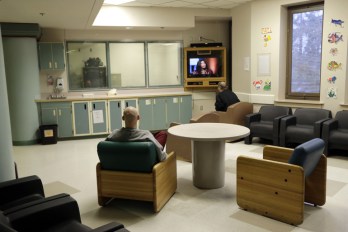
[{"left": 12, "top": 138, "right": 348, "bottom": 232}]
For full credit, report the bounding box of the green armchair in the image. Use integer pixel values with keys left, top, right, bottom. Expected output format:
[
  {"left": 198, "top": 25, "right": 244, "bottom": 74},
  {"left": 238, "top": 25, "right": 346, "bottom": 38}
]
[{"left": 96, "top": 141, "right": 177, "bottom": 213}]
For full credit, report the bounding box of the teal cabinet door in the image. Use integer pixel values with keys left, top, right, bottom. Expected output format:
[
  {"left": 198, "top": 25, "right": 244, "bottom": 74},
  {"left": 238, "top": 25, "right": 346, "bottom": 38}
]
[
  {"left": 38, "top": 42, "right": 65, "bottom": 70},
  {"left": 124, "top": 99, "right": 137, "bottom": 108},
  {"left": 179, "top": 95, "right": 192, "bottom": 123},
  {"left": 138, "top": 98, "right": 153, "bottom": 130},
  {"left": 40, "top": 102, "right": 72, "bottom": 138},
  {"left": 38, "top": 43, "right": 53, "bottom": 70},
  {"left": 57, "top": 107, "right": 73, "bottom": 138},
  {"left": 109, "top": 100, "right": 122, "bottom": 132},
  {"left": 91, "top": 101, "right": 107, "bottom": 134},
  {"left": 51, "top": 43, "right": 65, "bottom": 70},
  {"left": 41, "top": 108, "right": 57, "bottom": 125},
  {"left": 166, "top": 96, "right": 180, "bottom": 127},
  {"left": 73, "top": 102, "right": 90, "bottom": 135},
  {"left": 152, "top": 97, "right": 166, "bottom": 130}
]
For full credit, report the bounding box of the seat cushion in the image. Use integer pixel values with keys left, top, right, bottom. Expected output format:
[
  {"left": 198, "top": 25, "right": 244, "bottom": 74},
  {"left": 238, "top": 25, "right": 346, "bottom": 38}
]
[
  {"left": 47, "top": 220, "right": 91, "bottom": 232},
  {"left": 285, "top": 125, "right": 314, "bottom": 144},
  {"left": 328, "top": 129, "right": 348, "bottom": 148},
  {"left": 288, "top": 138, "right": 325, "bottom": 177},
  {"left": 250, "top": 121, "right": 273, "bottom": 139}
]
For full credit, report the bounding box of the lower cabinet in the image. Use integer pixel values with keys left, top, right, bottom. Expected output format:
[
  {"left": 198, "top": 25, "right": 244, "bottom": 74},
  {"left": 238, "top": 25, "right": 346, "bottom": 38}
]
[
  {"left": 72, "top": 100, "right": 108, "bottom": 136},
  {"left": 38, "top": 94, "right": 192, "bottom": 138},
  {"left": 138, "top": 97, "right": 166, "bottom": 130},
  {"left": 40, "top": 102, "right": 73, "bottom": 138}
]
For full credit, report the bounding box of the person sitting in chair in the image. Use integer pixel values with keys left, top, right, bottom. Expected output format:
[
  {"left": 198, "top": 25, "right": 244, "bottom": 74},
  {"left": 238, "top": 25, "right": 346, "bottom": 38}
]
[
  {"left": 215, "top": 81, "right": 240, "bottom": 112},
  {"left": 106, "top": 106, "right": 167, "bottom": 161}
]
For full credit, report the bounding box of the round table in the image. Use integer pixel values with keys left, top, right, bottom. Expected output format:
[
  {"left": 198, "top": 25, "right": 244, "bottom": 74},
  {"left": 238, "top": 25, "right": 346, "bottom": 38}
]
[{"left": 168, "top": 123, "right": 250, "bottom": 189}]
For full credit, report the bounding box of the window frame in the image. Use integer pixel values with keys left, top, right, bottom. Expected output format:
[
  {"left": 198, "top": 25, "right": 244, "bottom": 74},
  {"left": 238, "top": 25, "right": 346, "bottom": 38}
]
[
  {"left": 286, "top": 2, "right": 324, "bottom": 100},
  {"left": 66, "top": 40, "right": 183, "bottom": 91}
]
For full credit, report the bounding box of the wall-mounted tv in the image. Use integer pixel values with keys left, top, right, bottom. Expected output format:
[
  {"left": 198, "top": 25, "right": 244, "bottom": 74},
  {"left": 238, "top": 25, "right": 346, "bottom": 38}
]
[{"left": 184, "top": 47, "right": 226, "bottom": 88}]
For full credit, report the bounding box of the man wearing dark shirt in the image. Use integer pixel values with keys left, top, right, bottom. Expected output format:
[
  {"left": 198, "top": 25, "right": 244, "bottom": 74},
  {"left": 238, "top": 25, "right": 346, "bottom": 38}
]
[{"left": 215, "top": 81, "right": 240, "bottom": 112}]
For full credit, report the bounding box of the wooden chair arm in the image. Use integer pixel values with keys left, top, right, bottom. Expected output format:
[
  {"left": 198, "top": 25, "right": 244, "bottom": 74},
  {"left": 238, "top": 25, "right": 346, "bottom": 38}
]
[
  {"left": 263, "top": 145, "right": 293, "bottom": 163},
  {"left": 237, "top": 155, "right": 305, "bottom": 225}
]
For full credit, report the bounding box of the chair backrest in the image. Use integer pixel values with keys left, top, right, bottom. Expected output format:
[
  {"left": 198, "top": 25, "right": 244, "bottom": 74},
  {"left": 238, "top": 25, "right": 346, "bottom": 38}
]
[
  {"left": 288, "top": 138, "right": 325, "bottom": 177},
  {"left": 294, "top": 108, "right": 332, "bottom": 125},
  {"left": 259, "top": 106, "right": 292, "bottom": 122},
  {"left": 335, "top": 110, "right": 348, "bottom": 129},
  {"left": 97, "top": 141, "right": 157, "bottom": 173},
  {"left": 223, "top": 102, "right": 253, "bottom": 125}
]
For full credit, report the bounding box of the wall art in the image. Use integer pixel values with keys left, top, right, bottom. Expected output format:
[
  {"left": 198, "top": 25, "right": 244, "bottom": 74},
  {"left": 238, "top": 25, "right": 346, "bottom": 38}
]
[
  {"left": 331, "top": 19, "right": 344, "bottom": 27},
  {"left": 328, "top": 61, "right": 342, "bottom": 71},
  {"left": 327, "top": 76, "right": 337, "bottom": 84},
  {"left": 329, "top": 47, "right": 338, "bottom": 56},
  {"left": 328, "top": 32, "right": 343, "bottom": 44},
  {"left": 263, "top": 80, "right": 271, "bottom": 91},
  {"left": 327, "top": 87, "right": 337, "bottom": 99},
  {"left": 253, "top": 80, "right": 263, "bottom": 90}
]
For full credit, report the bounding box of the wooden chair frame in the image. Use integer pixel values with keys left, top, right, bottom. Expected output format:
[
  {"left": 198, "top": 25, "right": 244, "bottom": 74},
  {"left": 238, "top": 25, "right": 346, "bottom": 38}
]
[
  {"left": 236, "top": 146, "right": 326, "bottom": 225},
  {"left": 96, "top": 152, "right": 177, "bottom": 213}
]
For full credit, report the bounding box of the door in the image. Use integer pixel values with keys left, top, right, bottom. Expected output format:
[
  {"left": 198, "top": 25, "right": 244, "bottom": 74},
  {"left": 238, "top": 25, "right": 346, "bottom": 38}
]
[
  {"left": 73, "top": 102, "right": 90, "bottom": 135},
  {"left": 51, "top": 43, "right": 65, "bottom": 70},
  {"left": 91, "top": 101, "right": 108, "bottom": 134},
  {"left": 57, "top": 107, "right": 73, "bottom": 138},
  {"left": 109, "top": 100, "right": 122, "bottom": 132}
]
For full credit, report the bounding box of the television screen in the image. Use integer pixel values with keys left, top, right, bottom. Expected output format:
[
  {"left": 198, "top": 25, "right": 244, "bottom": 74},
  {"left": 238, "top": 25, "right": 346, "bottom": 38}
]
[{"left": 188, "top": 57, "right": 220, "bottom": 77}]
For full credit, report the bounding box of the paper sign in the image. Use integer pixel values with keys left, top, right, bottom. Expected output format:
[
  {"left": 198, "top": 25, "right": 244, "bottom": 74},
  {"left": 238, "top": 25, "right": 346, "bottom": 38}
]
[{"left": 92, "top": 110, "right": 104, "bottom": 124}]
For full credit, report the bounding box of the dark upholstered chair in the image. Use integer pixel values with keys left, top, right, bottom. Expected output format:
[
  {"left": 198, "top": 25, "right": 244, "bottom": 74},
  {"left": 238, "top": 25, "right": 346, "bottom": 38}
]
[
  {"left": 237, "top": 138, "right": 326, "bottom": 225},
  {"left": 279, "top": 108, "right": 332, "bottom": 147},
  {"left": 0, "top": 175, "right": 45, "bottom": 211},
  {"left": 96, "top": 141, "right": 177, "bottom": 212},
  {"left": 244, "top": 105, "right": 292, "bottom": 145},
  {"left": 322, "top": 110, "right": 348, "bottom": 156},
  {"left": 0, "top": 194, "right": 128, "bottom": 232}
]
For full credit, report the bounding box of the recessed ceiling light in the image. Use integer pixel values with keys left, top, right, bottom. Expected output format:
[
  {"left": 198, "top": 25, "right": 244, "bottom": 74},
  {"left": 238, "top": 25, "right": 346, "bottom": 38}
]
[{"left": 103, "top": 0, "right": 135, "bottom": 5}]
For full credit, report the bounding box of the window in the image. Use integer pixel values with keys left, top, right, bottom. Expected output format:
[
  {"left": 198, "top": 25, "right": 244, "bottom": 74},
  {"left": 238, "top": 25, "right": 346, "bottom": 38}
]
[
  {"left": 66, "top": 41, "right": 182, "bottom": 91},
  {"left": 286, "top": 3, "right": 323, "bottom": 100}
]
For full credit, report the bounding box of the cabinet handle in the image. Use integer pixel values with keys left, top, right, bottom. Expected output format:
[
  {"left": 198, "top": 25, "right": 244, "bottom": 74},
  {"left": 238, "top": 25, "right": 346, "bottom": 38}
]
[
  {"left": 54, "top": 62, "right": 57, "bottom": 69},
  {"left": 53, "top": 109, "right": 56, "bottom": 116},
  {"left": 118, "top": 102, "right": 120, "bottom": 108},
  {"left": 126, "top": 102, "right": 129, "bottom": 107},
  {"left": 49, "top": 62, "right": 52, "bottom": 69},
  {"left": 58, "top": 109, "right": 61, "bottom": 116},
  {"left": 93, "top": 103, "right": 96, "bottom": 109},
  {"left": 84, "top": 104, "right": 87, "bottom": 110}
]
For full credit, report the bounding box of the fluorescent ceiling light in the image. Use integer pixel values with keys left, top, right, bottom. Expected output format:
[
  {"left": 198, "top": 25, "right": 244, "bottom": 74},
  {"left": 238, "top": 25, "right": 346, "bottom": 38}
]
[{"left": 103, "top": 0, "right": 135, "bottom": 5}]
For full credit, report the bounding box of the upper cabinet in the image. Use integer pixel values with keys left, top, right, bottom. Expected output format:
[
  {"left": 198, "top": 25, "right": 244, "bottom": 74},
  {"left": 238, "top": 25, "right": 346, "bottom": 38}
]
[{"left": 38, "top": 42, "right": 65, "bottom": 70}]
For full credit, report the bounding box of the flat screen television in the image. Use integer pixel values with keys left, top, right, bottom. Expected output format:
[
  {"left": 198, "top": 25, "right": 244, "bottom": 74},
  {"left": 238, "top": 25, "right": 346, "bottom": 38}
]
[{"left": 184, "top": 47, "right": 226, "bottom": 88}]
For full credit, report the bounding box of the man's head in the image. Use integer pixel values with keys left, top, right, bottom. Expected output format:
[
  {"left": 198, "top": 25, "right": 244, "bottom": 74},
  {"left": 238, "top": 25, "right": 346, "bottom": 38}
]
[
  {"left": 122, "top": 106, "right": 139, "bottom": 128},
  {"left": 217, "top": 81, "right": 227, "bottom": 92}
]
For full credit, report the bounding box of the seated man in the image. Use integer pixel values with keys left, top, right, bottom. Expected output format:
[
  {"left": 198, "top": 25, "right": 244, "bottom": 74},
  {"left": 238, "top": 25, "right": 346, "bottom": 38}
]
[
  {"left": 106, "top": 106, "right": 167, "bottom": 161},
  {"left": 215, "top": 81, "right": 240, "bottom": 112}
]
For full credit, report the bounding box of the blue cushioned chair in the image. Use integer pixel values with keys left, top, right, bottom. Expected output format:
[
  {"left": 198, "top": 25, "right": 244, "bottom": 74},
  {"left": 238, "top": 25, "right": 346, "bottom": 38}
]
[
  {"left": 237, "top": 138, "right": 326, "bottom": 225},
  {"left": 96, "top": 141, "right": 177, "bottom": 212}
]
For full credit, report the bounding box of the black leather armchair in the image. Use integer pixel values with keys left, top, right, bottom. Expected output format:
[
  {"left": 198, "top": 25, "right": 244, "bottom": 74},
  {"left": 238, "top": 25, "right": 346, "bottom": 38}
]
[
  {"left": 279, "top": 108, "right": 332, "bottom": 147},
  {"left": 245, "top": 105, "right": 292, "bottom": 145},
  {"left": 0, "top": 194, "right": 128, "bottom": 232},
  {"left": 0, "top": 175, "right": 45, "bottom": 211},
  {"left": 322, "top": 110, "right": 348, "bottom": 156}
]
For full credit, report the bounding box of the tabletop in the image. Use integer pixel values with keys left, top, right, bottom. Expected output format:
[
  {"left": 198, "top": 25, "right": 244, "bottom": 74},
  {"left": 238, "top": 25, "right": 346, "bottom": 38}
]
[{"left": 168, "top": 123, "right": 250, "bottom": 141}]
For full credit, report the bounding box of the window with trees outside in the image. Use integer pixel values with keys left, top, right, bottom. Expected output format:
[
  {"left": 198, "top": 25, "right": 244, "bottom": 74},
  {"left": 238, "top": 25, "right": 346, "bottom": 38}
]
[{"left": 286, "top": 3, "right": 324, "bottom": 100}]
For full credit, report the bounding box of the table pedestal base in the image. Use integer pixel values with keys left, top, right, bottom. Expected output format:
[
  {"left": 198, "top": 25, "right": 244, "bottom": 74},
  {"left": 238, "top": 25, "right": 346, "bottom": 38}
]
[{"left": 192, "top": 140, "right": 225, "bottom": 189}]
